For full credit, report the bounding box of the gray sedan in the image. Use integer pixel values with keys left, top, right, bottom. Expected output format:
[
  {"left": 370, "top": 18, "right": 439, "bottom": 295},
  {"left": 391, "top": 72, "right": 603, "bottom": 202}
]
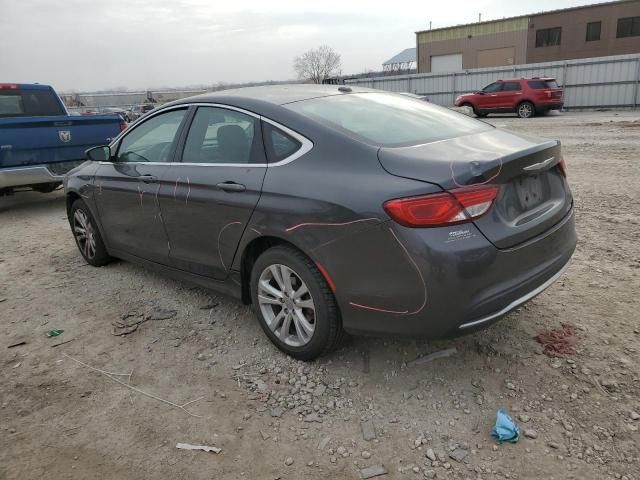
[{"left": 64, "top": 85, "right": 576, "bottom": 360}]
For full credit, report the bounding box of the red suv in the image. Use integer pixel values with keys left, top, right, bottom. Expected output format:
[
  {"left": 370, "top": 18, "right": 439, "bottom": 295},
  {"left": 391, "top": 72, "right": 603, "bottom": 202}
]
[{"left": 454, "top": 77, "right": 563, "bottom": 118}]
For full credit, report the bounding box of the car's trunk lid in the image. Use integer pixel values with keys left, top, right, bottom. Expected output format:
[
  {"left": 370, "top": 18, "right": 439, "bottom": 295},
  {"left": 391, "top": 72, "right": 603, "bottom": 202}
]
[{"left": 378, "top": 128, "right": 573, "bottom": 248}]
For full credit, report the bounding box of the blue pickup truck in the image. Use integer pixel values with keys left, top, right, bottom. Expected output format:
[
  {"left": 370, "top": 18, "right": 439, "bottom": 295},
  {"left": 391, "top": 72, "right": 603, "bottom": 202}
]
[{"left": 0, "top": 83, "right": 123, "bottom": 194}]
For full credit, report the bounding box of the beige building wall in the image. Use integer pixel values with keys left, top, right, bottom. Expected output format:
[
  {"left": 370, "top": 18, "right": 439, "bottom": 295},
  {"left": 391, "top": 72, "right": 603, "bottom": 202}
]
[{"left": 527, "top": 0, "right": 640, "bottom": 63}]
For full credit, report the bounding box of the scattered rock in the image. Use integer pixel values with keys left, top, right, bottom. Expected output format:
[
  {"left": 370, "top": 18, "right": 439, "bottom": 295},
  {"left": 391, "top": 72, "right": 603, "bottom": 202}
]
[
  {"left": 270, "top": 407, "right": 284, "bottom": 418},
  {"left": 361, "top": 419, "right": 376, "bottom": 441},
  {"left": 630, "top": 411, "right": 640, "bottom": 421},
  {"left": 548, "top": 441, "right": 560, "bottom": 449},
  {"left": 519, "top": 414, "right": 531, "bottom": 423},
  {"left": 197, "top": 353, "right": 206, "bottom": 361},
  {"left": 318, "top": 436, "right": 331, "bottom": 450},
  {"left": 148, "top": 308, "right": 177, "bottom": 321},
  {"left": 425, "top": 448, "right": 436, "bottom": 462},
  {"left": 449, "top": 448, "right": 469, "bottom": 464},
  {"left": 304, "top": 413, "right": 322, "bottom": 423},
  {"left": 284, "top": 457, "right": 294, "bottom": 466},
  {"left": 313, "top": 384, "right": 327, "bottom": 397},
  {"left": 260, "top": 430, "right": 270, "bottom": 441},
  {"left": 359, "top": 464, "right": 388, "bottom": 479},
  {"left": 524, "top": 429, "right": 538, "bottom": 439},
  {"left": 361, "top": 451, "right": 372, "bottom": 459}
]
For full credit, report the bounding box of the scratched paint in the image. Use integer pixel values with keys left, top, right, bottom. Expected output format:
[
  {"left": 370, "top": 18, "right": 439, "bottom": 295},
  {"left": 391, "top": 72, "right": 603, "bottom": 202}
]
[
  {"left": 173, "top": 177, "right": 181, "bottom": 201},
  {"left": 349, "top": 227, "right": 428, "bottom": 316},
  {"left": 217, "top": 221, "right": 242, "bottom": 271},
  {"left": 250, "top": 228, "right": 261, "bottom": 236},
  {"left": 137, "top": 184, "right": 144, "bottom": 207},
  {"left": 185, "top": 176, "right": 191, "bottom": 204},
  {"left": 285, "top": 218, "right": 380, "bottom": 233}
]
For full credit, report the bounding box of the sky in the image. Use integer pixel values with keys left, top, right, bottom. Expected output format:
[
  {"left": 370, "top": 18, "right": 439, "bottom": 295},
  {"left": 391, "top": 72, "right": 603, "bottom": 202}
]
[{"left": 1, "top": 0, "right": 592, "bottom": 92}]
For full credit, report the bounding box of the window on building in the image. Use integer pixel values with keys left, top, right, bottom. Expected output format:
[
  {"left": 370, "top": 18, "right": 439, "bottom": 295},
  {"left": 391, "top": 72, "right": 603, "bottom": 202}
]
[
  {"left": 586, "top": 21, "right": 601, "bottom": 41},
  {"left": 617, "top": 16, "right": 640, "bottom": 38},
  {"left": 536, "top": 27, "right": 562, "bottom": 47},
  {"left": 502, "top": 82, "right": 522, "bottom": 91}
]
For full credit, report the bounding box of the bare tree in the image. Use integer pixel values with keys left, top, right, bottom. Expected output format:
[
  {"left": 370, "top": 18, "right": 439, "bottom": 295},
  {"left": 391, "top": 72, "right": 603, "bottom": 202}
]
[{"left": 294, "top": 46, "right": 342, "bottom": 84}]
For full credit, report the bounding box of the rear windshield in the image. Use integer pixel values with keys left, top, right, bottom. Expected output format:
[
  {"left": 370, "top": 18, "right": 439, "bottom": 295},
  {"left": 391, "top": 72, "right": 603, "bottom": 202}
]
[
  {"left": 0, "top": 90, "right": 65, "bottom": 117},
  {"left": 285, "top": 92, "right": 491, "bottom": 147},
  {"left": 528, "top": 80, "right": 559, "bottom": 89}
]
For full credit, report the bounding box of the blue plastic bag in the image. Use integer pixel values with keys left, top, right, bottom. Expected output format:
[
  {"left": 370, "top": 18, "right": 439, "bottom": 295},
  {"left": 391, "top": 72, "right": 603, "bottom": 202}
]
[{"left": 490, "top": 408, "right": 519, "bottom": 443}]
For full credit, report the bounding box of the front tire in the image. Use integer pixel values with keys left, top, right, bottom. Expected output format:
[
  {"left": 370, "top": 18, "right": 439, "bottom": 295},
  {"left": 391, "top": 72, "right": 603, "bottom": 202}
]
[
  {"left": 69, "top": 199, "right": 112, "bottom": 267},
  {"left": 250, "top": 246, "right": 343, "bottom": 360}
]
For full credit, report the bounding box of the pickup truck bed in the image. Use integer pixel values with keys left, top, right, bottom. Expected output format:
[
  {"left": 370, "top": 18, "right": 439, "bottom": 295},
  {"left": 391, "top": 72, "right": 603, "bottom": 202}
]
[{"left": 0, "top": 83, "right": 123, "bottom": 193}]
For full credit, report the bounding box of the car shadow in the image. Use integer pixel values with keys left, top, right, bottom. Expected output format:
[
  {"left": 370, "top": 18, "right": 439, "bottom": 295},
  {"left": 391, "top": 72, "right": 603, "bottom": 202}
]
[{"left": 0, "top": 190, "right": 66, "bottom": 215}]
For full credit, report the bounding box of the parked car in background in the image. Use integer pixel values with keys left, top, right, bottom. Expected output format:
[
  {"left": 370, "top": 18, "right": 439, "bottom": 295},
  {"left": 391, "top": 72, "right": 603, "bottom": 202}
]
[
  {"left": 454, "top": 78, "right": 563, "bottom": 118},
  {"left": 102, "top": 107, "right": 131, "bottom": 122},
  {"left": 128, "top": 103, "right": 156, "bottom": 121},
  {"left": 65, "top": 85, "right": 575, "bottom": 360},
  {"left": 0, "top": 83, "right": 125, "bottom": 195}
]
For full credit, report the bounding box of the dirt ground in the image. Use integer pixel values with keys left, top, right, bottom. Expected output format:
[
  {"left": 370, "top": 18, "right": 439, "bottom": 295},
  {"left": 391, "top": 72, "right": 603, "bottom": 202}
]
[{"left": 1, "top": 111, "right": 639, "bottom": 480}]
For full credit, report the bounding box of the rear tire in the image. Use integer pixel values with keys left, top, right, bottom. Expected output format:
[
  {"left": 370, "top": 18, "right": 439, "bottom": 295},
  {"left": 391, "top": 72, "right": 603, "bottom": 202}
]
[
  {"left": 69, "top": 199, "right": 112, "bottom": 267},
  {"left": 250, "top": 246, "right": 343, "bottom": 360},
  {"left": 517, "top": 101, "right": 535, "bottom": 118}
]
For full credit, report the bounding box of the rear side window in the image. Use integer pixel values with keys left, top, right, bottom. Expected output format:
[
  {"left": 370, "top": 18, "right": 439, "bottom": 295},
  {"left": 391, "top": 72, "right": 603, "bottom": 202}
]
[
  {"left": 182, "top": 106, "right": 262, "bottom": 164},
  {"left": 286, "top": 92, "right": 491, "bottom": 147},
  {"left": 528, "top": 80, "right": 559, "bottom": 89},
  {"left": 262, "top": 122, "right": 302, "bottom": 162},
  {"left": 0, "top": 90, "right": 65, "bottom": 117},
  {"left": 502, "top": 82, "right": 521, "bottom": 91}
]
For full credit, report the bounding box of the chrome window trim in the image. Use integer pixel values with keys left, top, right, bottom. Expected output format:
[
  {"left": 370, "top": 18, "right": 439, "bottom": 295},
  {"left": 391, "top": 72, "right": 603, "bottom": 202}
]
[{"left": 105, "top": 102, "right": 313, "bottom": 168}]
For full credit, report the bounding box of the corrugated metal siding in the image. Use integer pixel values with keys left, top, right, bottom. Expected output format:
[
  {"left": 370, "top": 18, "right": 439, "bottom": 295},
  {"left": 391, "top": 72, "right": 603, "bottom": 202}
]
[
  {"left": 417, "top": 18, "right": 528, "bottom": 43},
  {"left": 347, "top": 54, "right": 640, "bottom": 109}
]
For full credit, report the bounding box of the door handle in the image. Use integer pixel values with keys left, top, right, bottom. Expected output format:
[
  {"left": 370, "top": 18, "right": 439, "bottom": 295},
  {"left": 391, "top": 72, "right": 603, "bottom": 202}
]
[
  {"left": 139, "top": 175, "right": 158, "bottom": 184},
  {"left": 216, "top": 181, "right": 246, "bottom": 192}
]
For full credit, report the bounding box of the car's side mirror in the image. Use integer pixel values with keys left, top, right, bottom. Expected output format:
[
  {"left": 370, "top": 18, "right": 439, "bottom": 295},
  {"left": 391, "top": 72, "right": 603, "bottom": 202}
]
[{"left": 86, "top": 145, "right": 111, "bottom": 162}]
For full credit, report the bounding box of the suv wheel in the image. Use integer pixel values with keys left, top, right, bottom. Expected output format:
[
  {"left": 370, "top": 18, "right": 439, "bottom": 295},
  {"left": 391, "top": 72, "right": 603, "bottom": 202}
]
[
  {"left": 517, "top": 101, "right": 535, "bottom": 119},
  {"left": 250, "top": 246, "right": 344, "bottom": 360}
]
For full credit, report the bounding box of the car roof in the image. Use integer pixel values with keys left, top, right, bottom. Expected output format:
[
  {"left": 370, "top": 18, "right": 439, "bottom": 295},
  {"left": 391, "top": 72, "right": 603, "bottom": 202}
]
[
  {"left": 171, "top": 84, "right": 381, "bottom": 107},
  {"left": 497, "top": 77, "right": 556, "bottom": 82}
]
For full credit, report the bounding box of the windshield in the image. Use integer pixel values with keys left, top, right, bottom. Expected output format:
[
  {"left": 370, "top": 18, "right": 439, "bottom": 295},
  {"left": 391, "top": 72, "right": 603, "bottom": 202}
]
[{"left": 286, "top": 92, "right": 491, "bottom": 147}]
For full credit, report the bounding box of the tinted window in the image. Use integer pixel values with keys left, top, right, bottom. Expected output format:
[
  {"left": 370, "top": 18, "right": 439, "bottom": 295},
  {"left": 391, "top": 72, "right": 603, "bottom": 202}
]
[
  {"left": 536, "top": 27, "right": 562, "bottom": 47},
  {"left": 182, "top": 107, "right": 259, "bottom": 164},
  {"left": 527, "top": 80, "right": 559, "bottom": 89},
  {"left": 482, "top": 82, "right": 503, "bottom": 93},
  {"left": 117, "top": 109, "right": 186, "bottom": 163},
  {"left": 263, "top": 123, "right": 302, "bottom": 162},
  {"left": 502, "top": 82, "right": 521, "bottom": 91},
  {"left": 0, "top": 90, "right": 65, "bottom": 117},
  {"left": 286, "top": 93, "right": 491, "bottom": 147},
  {"left": 586, "top": 21, "right": 601, "bottom": 41},
  {"left": 617, "top": 16, "right": 640, "bottom": 38}
]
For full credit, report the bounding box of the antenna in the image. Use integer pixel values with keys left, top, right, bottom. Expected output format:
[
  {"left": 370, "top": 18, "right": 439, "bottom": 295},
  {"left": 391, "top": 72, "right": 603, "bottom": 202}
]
[
  {"left": 479, "top": 13, "right": 482, "bottom": 22},
  {"left": 429, "top": 21, "right": 432, "bottom": 30}
]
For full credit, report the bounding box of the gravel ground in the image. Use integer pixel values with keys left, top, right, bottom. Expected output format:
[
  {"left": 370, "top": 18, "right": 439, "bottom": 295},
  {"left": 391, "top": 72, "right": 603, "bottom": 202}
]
[{"left": 1, "top": 111, "right": 639, "bottom": 480}]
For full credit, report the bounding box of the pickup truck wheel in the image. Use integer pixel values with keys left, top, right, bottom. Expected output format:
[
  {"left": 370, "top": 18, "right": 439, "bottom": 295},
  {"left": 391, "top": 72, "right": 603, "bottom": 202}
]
[{"left": 70, "top": 199, "right": 112, "bottom": 267}]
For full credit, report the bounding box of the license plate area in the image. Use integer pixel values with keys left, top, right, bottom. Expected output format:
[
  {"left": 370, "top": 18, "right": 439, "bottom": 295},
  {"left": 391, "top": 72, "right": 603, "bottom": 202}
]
[{"left": 515, "top": 174, "right": 545, "bottom": 210}]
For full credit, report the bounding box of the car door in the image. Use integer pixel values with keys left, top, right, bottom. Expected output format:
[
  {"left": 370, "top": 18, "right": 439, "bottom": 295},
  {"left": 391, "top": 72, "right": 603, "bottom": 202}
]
[
  {"left": 93, "top": 107, "right": 188, "bottom": 264},
  {"left": 476, "top": 82, "right": 503, "bottom": 111},
  {"left": 158, "top": 105, "right": 267, "bottom": 279},
  {"left": 495, "top": 81, "right": 522, "bottom": 110}
]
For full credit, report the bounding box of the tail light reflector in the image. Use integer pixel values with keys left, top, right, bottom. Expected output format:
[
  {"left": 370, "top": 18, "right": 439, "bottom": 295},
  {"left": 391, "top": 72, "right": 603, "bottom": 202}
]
[
  {"left": 384, "top": 185, "right": 499, "bottom": 228},
  {"left": 558, "top": 157, "right": 567, "bottom": 177},
  {"left": 119, "top": 121, "right": 127, "bottom": 132}
]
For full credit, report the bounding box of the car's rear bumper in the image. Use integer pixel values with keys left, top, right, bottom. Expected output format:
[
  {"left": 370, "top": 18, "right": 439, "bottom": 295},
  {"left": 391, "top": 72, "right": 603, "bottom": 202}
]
[
  {"left": 537, "top": 101, "right": 564, "bottom": 111},
  {"left": 0, "top": 161, "right": 83, "bottom": 189},
  {"left": 334, "top": 207, "right": 576, "bottom": 338}
]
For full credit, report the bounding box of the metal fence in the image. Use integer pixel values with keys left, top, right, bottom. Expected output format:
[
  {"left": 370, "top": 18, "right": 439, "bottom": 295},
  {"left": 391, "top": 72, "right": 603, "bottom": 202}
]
[{"left": 345, "top": 53, "right": 640, "bottom": 110}]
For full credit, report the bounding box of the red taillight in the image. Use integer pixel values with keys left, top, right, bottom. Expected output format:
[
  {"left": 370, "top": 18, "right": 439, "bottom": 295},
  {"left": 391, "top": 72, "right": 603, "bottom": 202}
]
[
  {"left": 544, "top": 89, "right": 552, "bottom": 98},
  {"left": 0, "top": 83, "right": 19, "bottom": 90},
  {"left": 558, "top": 157, "right": 567, "bottom": 178},
  {"left": 120, "top": 121, "right": 127, "bottom": 132},
  {"left": 384, "top": 185, "right": 499, "bottom": 228}
]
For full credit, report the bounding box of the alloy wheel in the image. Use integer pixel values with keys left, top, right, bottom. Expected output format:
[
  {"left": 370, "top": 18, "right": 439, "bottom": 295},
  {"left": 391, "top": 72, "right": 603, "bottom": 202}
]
[
  {"left": 257, "top": 264, "right": 316, "bottom": 347},
  {"left": 73, "top": 209, "right": 97, "bottom": 260},
  {"left": 518, "top": 103, "right": 533, "bottom": 118}
]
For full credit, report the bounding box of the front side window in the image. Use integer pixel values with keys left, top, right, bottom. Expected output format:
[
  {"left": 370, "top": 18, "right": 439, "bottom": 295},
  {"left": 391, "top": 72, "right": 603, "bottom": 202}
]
[
  {"left": 182, "top": 107, "right": 260, "bottom": 164},
  {"left": 482, "top": 82, "right": 503, "bottom": 93},
  {"left": 502, "top": 82, "right": 521, "bottom": 91},
  {"left": 286, "top": 92, "right": 491, "bottom": 147},
  {"left": 536, "top": 27, "right": 562, "bottom": 47},
  {"left": 617, "top": 16, "right": 640, "bottom": 38},
  {"left": 117, "top": 109, "right": 186, "bottom": 163},
  {"left": 586, "top": 21, "right": 601, "bottom": 41}
]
